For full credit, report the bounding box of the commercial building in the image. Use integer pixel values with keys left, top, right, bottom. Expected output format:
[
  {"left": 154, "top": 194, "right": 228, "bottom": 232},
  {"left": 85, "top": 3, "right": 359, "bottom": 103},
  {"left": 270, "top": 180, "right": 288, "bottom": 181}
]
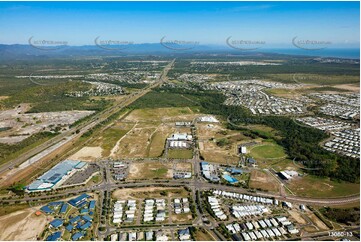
[
  {"left": 68, "top": 193, "right": 90, "bottom": 207},
  {"left": 27, "top": 160, "right": 87, "bottom": 192},
  {"left": 201, "top": 162, "right": 220, "bottom": 182}
]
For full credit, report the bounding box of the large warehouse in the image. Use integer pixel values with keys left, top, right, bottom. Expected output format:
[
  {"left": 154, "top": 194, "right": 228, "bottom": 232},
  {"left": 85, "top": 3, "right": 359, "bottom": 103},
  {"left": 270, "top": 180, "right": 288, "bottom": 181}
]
[{"left": 27, "top": 160, "right": 87, "bottom": 192}]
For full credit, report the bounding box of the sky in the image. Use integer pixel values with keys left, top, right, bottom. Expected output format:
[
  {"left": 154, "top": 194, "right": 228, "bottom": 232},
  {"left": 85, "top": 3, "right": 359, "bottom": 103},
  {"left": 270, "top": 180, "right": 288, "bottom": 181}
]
[{"left": 0, "top": 1, "right": 359, "bottom": 48}]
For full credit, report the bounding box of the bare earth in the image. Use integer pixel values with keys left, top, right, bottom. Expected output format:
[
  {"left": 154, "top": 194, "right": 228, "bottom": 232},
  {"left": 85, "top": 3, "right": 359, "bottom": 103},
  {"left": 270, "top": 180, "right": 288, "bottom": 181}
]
[
  {"left": 0, "top": 207, "right": 50, "bottom": 241},
  {"left": 249, "top": 170, "right": 280, "bottom": 193},
  {"left": 69, "top": 146, "right": 103, "bottom": 161},
  {"left": 127, "top": 161, "right": 173, "bottom": 180},
  {"left": 332, "top": 84, "right": 360, "bottom": 92},
  {"left": 288, "top": 210, "right": 307, "bottom": 224},
  {"left": 307, "top": 213, "right": 329, "bottom": 230},
  {"left": 112, "top": 187, "right": 188, "bottom": 200}
]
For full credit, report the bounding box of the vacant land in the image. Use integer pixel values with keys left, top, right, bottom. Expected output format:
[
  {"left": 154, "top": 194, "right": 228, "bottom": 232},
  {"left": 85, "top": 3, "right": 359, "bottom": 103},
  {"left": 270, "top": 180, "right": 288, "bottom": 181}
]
[
  {"left": 266, "top": 73, "right": 360, "bottom": 85},
  {"left": 110, "top": 108, "right": 196, "bottom": 158},
  {"left": 124, "top": 107, "right": 197, "bottom": 123},
  {"left": 197, "top": 123, "right": 250, "bottom": 164},
  {"left": 0, "top": 206, "right": 49, "bottom": 241},
  {"left": 115, "top": 125, "right": 157, "bottom": 158},
  {"left": 194, "top": 229, "right": 216, "bottom": 241},
  {"left": 91, "top": 122, "right": 135, "bottom": 157},
  {"left": 267, "top": 158, "right": 300, "bottom": 172},
  {"left": 171, "top": 213, "right": 193, "bottom": 223},
  {"left": 288, "top": 175, "right": 360, "bottom": 198},
  {"left": 148, "top": 124, "right": 179, "bottom": 158},
  {"left": 127, "top": 161, "right": 173, "bottom": 180},
  {"left": 112, "top": 186, "right": 189, "bottom": 200},
  {"left": 168, "top": 149, "right": 193, "bottom": 159},
  {"left": 307, "top": 212, "right": 329, "bottom": 230},
  {"left": 69, "top": 146, "right": 103, "bottom": 161},
  {"left": 288, "top": 210, "right": 307, "bottom": 225},
  {"left": 248, "top": 170, "right": 280, "bottom": 193},
  {"left": 174, "top": 162, "right": 192, "bottom": 171}
]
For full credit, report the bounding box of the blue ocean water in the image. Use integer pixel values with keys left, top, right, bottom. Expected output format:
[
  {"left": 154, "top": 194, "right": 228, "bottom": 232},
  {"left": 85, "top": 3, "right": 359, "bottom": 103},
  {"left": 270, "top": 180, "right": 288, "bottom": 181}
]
[{"left": 260, "top": 48, "right": 360, "bottom": 59}]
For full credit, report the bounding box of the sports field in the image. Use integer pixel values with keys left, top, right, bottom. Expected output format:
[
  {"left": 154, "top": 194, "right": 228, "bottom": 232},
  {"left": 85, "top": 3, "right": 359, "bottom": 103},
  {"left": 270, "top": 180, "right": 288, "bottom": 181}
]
[{"left": 249, "top": 142, "right": 286, "bottom": 160}]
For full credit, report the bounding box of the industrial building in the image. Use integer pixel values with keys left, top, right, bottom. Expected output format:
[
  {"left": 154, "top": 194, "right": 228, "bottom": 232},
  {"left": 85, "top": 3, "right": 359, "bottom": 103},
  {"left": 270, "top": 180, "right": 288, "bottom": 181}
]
[
  {"left": 167, "top": 133, "right": 192, "bottom": 141},
  {"left": 198, "top": 116, "right": 219, "bottom": 123},
  {"left": 27, "top": 160, "right": 87, "bottom": 192}
]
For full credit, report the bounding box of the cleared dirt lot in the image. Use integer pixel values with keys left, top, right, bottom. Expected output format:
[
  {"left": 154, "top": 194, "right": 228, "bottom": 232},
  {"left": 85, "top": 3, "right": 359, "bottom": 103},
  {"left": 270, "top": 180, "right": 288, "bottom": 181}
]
[
  {"left": 307, "top": 212, "right": 329, "bottom": 230},
  {"left": 197, "top": 123, "right": 248, "bottom": 164},
  {"left": 288, "top": 210, "right": 307, "bottom": 225},
  {"left": 171, "top": 213, "right": 193, "bottom": 223},
  {"left": 332, "top": 84, "right": 360, "bottom": 92},
  {"left": 0, "top": 206, "right": 50, "bottom": 241},
  {"left": 112, "top": 108, "right": 195, "bottom": 159},
  {"left": 0, "top": 107, "right": 94, "bottom": 144},
  {"left": 127, "top": 161, "right": 173, "bottom": 180},
  {"left": 115, "top": 126, "right": 157, "bottom": 158},
  {"left": 124, "top": 107, "right": 198, "bottom": 123},
  {"left": 248, "top": 170, "right": 280, "bottom": 193},
  {"left": 69, "top": 146, "right": 103, "bottom": 161},
  {"left": 174, "top": 162, "right": 192, "bottom": 171},
  {"left": 112, "top": 186, "right": 189, "bottom": 200}
]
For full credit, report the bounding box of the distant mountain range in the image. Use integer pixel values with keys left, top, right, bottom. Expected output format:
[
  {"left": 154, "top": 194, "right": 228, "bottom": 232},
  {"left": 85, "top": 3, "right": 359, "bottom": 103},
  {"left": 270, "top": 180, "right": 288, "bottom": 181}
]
[{"left": 0, "top": 44, "right": 359, "bottom": 60}]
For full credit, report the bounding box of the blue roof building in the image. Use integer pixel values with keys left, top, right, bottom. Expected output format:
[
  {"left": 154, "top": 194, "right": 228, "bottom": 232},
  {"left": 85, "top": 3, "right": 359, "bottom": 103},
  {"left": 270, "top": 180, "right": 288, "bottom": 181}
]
[
  {"left": 28, "top": 160, "right": 85, "bottom": 191},
  {"left": 226, "top": 168, "right": 243, "bottom": 175},
  {"left": 48, "top": 201, "right": 63, "bottom": 207},
  {"left": 65, "top": 224, "right": 74, "bottom": 231},
  {"left": 72, "top": 232, "right": 85, "bottom": 241},
  {"left": 60, "top": 203, "right": 68, "bottom": 214},
  {"left": 40, "top": 206, "right": 54, "bottom": 214},
  {"left": 178, "top": 228, "right": 190, "bottom": 236},
  {"left": 80, "top": 221, "right": 92, "bottom": 230},
  {"left": 46, "top": 231, "right": 62, "bottom": 241},
  {"left": 222, "top": 174, "right": 239, "bottom": 184},
  {"left": 50, "top": 219, "right": 63, "bottom": 229},
  {"left": 68, "top": 194, "right": 89, "bottom": 207},
  {"left": 80, "top": 208, "right": 89, "bottom": 214},
  {"left": 88, "top": 200, "right": 96, "bottom": 210},
  {"left": 76, "top": 221, "right": 83, "bottom": 230},
  {"left": 89, "top": 211, "right": 94, "bottom": 216},
  {"left": 69, "top": 215, "right": 81, "bottom": 224},
  {"left": 82, "top": 215, "right": 92, "bottom": 222},
  {"left": 247, "top": 157, "right": 256, "bottom": 164}
]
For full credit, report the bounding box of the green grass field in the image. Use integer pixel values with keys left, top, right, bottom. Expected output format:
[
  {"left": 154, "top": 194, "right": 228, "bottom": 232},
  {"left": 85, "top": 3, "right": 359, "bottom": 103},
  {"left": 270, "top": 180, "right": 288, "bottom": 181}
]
[
  {"left": 249, "top": 142, "right": 286, "bottom": 160},
  {"left": 168, "top": 149, "right": 193, "bottom": 159},
  {"left": 288, "top": 175, "right": 360, "bottom": 198},
  {"left": 98, "top": 126, "right": 130, "bottom": 156}
]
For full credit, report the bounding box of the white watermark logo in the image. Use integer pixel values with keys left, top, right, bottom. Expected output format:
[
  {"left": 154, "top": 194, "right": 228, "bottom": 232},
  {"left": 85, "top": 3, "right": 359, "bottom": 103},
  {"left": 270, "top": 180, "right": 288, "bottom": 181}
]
[
  {"left": 28, "top": 36, "right": 68, "bottom": 51},
  {"left": 94, "top": 36, "right": 134, "bottom": 50},
  {"left": 292, "top": 36, "right": 331, "bottom": 50},
  {"left": 226, "top": 36, "right": 265, "bottom": 51},
  {"left": 160, "top": 36, "right": 199, "bottom": 51}
]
